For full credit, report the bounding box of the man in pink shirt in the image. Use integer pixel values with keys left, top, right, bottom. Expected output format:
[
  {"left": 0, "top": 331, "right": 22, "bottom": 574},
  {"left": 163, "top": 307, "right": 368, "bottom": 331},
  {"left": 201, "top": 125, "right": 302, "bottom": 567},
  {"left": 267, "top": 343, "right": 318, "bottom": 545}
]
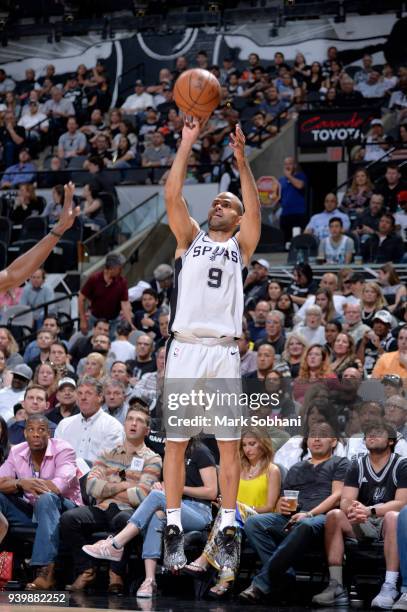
[{"left": 0, "top": 413, "right": 82, "bottom": 590}]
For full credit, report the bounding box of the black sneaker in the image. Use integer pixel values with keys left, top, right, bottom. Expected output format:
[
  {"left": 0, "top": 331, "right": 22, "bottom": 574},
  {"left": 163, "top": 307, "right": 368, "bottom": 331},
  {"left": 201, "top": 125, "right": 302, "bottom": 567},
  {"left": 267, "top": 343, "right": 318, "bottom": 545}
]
[
  {"left": 163, "top": 525, "right": 186, "bottom": 571},
  {"left": 214, "top": 526, "right": 239, "bottom": 572}
]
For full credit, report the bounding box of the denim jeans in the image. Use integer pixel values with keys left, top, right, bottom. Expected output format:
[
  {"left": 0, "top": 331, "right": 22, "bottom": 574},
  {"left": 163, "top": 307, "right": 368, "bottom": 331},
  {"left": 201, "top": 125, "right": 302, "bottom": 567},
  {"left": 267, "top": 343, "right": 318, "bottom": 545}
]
[
  {"left": 398, "top": 506, "right": 407, "bottom": 592},
  {"left": 129, "top": 489, "right": 212, "bottom": 560},
  {"left": 0, "top": 492, "right": 76, "bottom": 566},
  {"left": 244, "top": 512, "right": 326, "bottom": 594}
]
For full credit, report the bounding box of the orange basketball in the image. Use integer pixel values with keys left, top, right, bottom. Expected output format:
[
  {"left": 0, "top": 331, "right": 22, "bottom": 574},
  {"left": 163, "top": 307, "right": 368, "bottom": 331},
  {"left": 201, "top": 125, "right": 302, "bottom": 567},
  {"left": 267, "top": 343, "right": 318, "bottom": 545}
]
[{"left": 173, "top": 68, "right": 221, "bottom": 119}]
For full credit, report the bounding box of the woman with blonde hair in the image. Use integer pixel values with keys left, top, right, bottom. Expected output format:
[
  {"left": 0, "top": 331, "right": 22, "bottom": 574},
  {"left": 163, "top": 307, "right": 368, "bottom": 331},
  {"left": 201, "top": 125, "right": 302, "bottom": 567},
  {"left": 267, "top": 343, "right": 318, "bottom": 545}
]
[
  {"left": 293, "top": 344, "right": 337, "bottom": 403},
  {"left": 83, "top": 352, "right": 106, "bottom": 380},
  {"left": 377, "top": 263, "right": 407, "bottom": 310},
  {"left": 282, "top": 331, "right": 308, "bottom": 379},
  {"left": 0, "top": 327, "right": 22, "bottom": 368},
  {"left": 330, "top": 332, "right": 361, "bottom": 376},
  {"left": 361, "top": 281, "right": 387, "bottom": 326},
  {"left": 181, "top": 428, "right": 280, "bottom": 599},
  {"left": 341, "top": 168, "right": 373, "bottom": 214}
]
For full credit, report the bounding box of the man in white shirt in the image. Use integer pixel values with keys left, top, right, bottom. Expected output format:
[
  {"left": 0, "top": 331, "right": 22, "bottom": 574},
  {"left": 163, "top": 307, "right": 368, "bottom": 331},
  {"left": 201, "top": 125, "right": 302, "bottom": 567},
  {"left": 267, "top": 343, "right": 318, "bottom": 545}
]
[
  {"left": 342, "top": 302, "right": 371, "bottom": 346},
  {"left": 355, "top": 70, "right": 389, "bottom": 98},
  {"left": 54, "top": 376, "right": 123, "bottom": 464},
  {"left": 121, "top": 80, "right": 154, "bottom": 115},
  {"left": 18, "top": 101, "right": 49, "bottom": 136},
  {"left": 296, "top": 272, "right": 348, "bottom": 320},
  {"left": 0, "top": 364, "right": 33, "bottom": 422},
  {"left": 304, "top": 192, "right": 350, "bottom": 241}
]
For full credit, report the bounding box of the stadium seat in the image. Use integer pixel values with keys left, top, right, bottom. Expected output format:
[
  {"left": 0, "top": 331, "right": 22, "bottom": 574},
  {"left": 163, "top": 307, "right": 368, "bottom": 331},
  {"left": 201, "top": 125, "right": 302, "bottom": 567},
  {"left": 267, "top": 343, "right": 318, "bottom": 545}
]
[{"left": 287, "top": 234, "right": 319, "bottom": 264}]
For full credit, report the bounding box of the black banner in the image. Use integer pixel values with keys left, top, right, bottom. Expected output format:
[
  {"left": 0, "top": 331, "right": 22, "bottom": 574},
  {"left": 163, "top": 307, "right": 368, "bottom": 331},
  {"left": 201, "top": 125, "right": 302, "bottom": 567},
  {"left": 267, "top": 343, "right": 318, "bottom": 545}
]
[{"left": 297, "top": 108, "right": 379, "bottom": 147}]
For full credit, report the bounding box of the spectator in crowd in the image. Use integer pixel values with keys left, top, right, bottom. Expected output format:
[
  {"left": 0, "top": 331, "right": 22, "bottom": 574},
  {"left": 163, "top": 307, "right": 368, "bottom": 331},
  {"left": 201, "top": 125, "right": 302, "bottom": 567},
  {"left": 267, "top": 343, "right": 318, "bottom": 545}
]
[
  {"left": 82, "top": 352, "right": 106, "bottom": 381},
  {"left": 8, "top": 384, "right": 57, "bottom": 445},
  {"left": 305, "top": 192, "right": 350, "bottom": 241},
  {"left": 351, "top": 193, "right": 384, "bottom": 247},
  {"left": 0, "top": 327, "right": 23, "bottom": 368},
  {"left": 312, "top": 421, "right": 407, "bottom": 609},
  {"left": 0, "top": 413, "right": 82, "bottom": 590},
  {"left": 47, "top": 377, "right": 79, "bottom": 424},
  {"left": 0, "top": 364, "right": 32, "bottom": 422},
  {"left": 9, "top": 183, "right": 44, "bottom": 225},
  {"left": 0, "top": 349, "right": 12, "bottom": 390},
  {"left": 133, "top": 289, "right": 161, "bottom": 338},
  {"left": 20, "top": 268, "right": 55, "bottom": 329},
  {"left": 287, "top": 263, "right": 318, "bottom": 307},
  {"left": 259, "top": 86, "right": 287, "bottom": 119},
  {"left": 69, "top": 318, "right": 110, "bottom": 368},
  {"left": 303, "top": 61, "right": 324, "bottom": 94},
  {"left": 389, "top": 76, "right": 407, "bottom": 122},
  {"left": 275, "top": 292, "right": 296, "bottom": 330},
  {"left": 79, "top": 183, "right": 106, "bottom": 230},
  {"left": 342, "top": 302, "right": 371, "bottom": 346},
  {"left": 360, "top": 282, "right": 386, "bottom": 326},
  {"left": 41, "top": 184, "right": 65, "bottom": 224},
  {"left": 278, "top": 156, "right": 307, "bottom": 241},
  {"left": 57, "top": 116, "right": 87, "bottom": 162},
  {"left": 81, "top": 437, "right": 214, "bottom": 598},
  {"left": 18, "top": 100, "right": 49, "bottom": 151},
  {"left": 49, "top": 341, "right": 75, "bottom": 378},
  {"left": 156, "top": 312, "right": 169, "bottom": 349},
  {"left": 42, "top": 87, "right": 75, "bottom": 143},
  {"left": 247, "top": 300, "right": 270, "bottom": 343},
  {"left": 102, "top": 378, "right": 129, "bottom": 425},
  {"left": 354, "top": 54, "right": 373, "bottom": 84},
  {"left": 17, "top": 68, "right": 41, "bottom": 101},
  {"left": 86, "top": 155, "right": 115, "bottom": 195},
  {"left": 78, "top": 254, "right": 134, "bottom": 339},
  {"left": 127, "top": 334, "right": 156, "bottom": 382},
  {"left": 110, "top": 321, "right": 135, "bottom": 363},
  {"left": 110, "top": 361, "right": 134, "bottom": 399},
  {"left": 330, "top": 332, "right": 358, "bottom": 377},
  {"left": 0, "top": 69, "right": 15, "bottom": 96},
  {"left": 60, "top": 404, "right": 161, "bottom": 593},
  {"left": 375, "top": 163, "right": 407, "bottom": 213},
  {"left": 294, "top": 305, "right": 326, "bottom": 346},
  {"left": 255, "top": 311, "right": 286, "bottom": 355},
  {"left": 360, "top": 119, "right": 391, "bottom": 163},
  {"left": 358, "top": 310, "right": 397, "bottom": 376},
  {"left": 266, "top": 279, "right": 283, "bottom": 310},
  {"left": 361, "top": 213, "right": 404, "bottom": 263},
  {"left": 281, "top": 331, "right": 308, "bottom": 379},
  {"left": 244, "top": 259, "right": 270, "bottom": 308},
  {"left": 356, "top": 70, "right": 389, "bottom": 99},
  {"left": 384, "top": 396, "right": 407, "bottom": 442},
  {"left": 26, "top": 329, "right": 55, "bottom": 371},
  {"left": 246, "top": 111, "right": 277, "bottom": 148},
  {"left": 239, "top": 421, "right": 348, "bottom": 604},
  {"left": 244, "top": 343, "right": 276, "bottom": 384},
  {"left": 395, "top": 191, "right": 407, "bottom": 239},
  {"left": 377, "top": 263, "right": 407, "bottom": 310},
  {"left": 54, "top": 377, "right": 123, "bottom": 464},
  {"left": 341, "top": 168, "right": 373, "bottom": 216},
  {"left": 142, "top": 131, "right": 172, "bottom": 168},
  {"left": 293, "top": 345, "right": 336, "bottom": 404},
  {"left": 121, "top": 80, "right": 154, "bottom": 115},
  {"left": 336, "top": 76, "right": 364, "bottom": 107},
  {"left": 238, "top": 332, "right": 258, "bottom": 376},
  {"left": 0, "top": 110, "right": 26, "bottom": 167},
  {"left": 372, "top": 325, "right": 407, "bottom": 379},
  {"left": 130, "top": 345, "right": 165, "bottom": 415},
  {"left": 1, "top": 148, "right": 36, "bottom": 188},
  {"left": 318, "top": 217, "right": 354, "bottom": 264},
  {"left": 148, "top": 263, "right": 173, "bottom": 306}
]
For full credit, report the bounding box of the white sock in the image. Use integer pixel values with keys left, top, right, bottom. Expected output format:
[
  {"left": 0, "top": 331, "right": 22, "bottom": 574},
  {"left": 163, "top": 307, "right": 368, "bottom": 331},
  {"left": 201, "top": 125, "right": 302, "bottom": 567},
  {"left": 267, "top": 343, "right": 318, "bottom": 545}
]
[
  {"left": 166, "top": 508, "right": 182, "bottom": 531},
  {"left": 385, "top": 571, "right": 399, "bottom": 587},
  {"left": 219, "top": 508, "right": 235, "bottom": 530},
  {"left": 329, "top": 565, "right": 343, "bottom": 586}
]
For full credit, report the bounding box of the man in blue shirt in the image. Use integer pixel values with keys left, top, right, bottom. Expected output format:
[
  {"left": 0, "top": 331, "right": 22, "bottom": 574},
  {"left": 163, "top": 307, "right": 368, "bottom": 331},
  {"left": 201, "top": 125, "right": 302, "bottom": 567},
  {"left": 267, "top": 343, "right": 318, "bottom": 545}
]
[
  {"left": 278, "top": 156, "right": 307, "bottom": 241},
  {"left": 305, "top": 192, "right": 351, "bottom": 241},
  {"left": 1, "top": 148, "right": 36, "bottom": 188}
]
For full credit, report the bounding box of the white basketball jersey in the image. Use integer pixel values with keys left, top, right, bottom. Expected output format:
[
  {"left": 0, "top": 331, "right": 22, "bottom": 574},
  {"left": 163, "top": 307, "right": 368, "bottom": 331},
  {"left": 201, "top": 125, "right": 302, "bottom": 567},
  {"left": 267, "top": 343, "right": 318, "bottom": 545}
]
[{"left": 169, "top": 231, "right": 246, "bottom": 338}]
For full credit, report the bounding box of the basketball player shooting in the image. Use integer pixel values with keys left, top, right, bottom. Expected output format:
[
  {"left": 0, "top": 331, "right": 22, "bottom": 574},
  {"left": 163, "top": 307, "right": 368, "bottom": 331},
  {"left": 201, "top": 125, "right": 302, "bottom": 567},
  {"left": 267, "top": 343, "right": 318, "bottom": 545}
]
[
  {"left": 162, "top": 118, "right": 261, "bottom": 572},
  {"left": 0, "top": 182, "right": 79, "bottom": 292}
]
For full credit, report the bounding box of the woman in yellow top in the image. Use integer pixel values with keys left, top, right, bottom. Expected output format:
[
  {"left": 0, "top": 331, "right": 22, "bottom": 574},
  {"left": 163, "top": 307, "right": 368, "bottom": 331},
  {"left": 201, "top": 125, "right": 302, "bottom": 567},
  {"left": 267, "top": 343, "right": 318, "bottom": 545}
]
[{"left": 183, "top": 428, "right": 281, "bottom": 599}]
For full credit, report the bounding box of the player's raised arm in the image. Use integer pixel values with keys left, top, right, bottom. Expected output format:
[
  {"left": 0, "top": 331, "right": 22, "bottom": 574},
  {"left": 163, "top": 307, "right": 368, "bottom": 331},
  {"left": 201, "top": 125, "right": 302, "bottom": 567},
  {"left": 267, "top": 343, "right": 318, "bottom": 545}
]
[
  {"left": 232, "top": 125, "right": 261, "bottom": 264},
  {"left": 0, "top": 182, "right": 80, "bottom": 293},
  {"left": 164, "top": 117, "right": 201, "bottom": 248}
]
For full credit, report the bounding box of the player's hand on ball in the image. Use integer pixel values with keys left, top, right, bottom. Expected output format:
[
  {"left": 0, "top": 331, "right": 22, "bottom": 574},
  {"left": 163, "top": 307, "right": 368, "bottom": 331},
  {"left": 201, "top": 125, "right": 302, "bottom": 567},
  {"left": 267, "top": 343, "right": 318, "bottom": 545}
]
[
  {"left": 230, "top": 124, "right": 246, "bottom": 162},
  {"left": 182, "top": 114, "right": 209, "bottom": 144}
]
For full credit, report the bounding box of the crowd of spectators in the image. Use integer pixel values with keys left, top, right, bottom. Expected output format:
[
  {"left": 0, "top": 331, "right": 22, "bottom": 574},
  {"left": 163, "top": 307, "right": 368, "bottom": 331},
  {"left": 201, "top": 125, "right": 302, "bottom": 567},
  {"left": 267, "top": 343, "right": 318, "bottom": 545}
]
[{"left": 0, "top": 251, "right": 405, "bottom": 602}]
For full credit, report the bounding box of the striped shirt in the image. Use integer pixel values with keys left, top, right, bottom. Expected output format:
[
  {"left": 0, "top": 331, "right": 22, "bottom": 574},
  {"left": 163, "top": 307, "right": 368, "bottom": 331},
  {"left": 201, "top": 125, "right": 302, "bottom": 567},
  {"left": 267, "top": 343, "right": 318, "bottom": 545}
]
[{"left": 86, "top": 443, "right": 162, "bottom": 510}]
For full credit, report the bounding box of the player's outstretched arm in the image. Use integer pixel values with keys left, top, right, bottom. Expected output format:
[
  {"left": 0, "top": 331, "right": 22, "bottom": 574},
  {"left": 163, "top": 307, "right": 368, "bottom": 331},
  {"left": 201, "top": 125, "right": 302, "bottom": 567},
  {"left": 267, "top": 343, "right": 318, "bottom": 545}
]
[
  {"left": 0, "top": 182, "right": 80, "bottom": 293},
  {"left": 164, "top": 116, "right": 201, "bottom": 249},
  {"left": 231, "top": 125, "right": 261, "bottom": 264}
]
